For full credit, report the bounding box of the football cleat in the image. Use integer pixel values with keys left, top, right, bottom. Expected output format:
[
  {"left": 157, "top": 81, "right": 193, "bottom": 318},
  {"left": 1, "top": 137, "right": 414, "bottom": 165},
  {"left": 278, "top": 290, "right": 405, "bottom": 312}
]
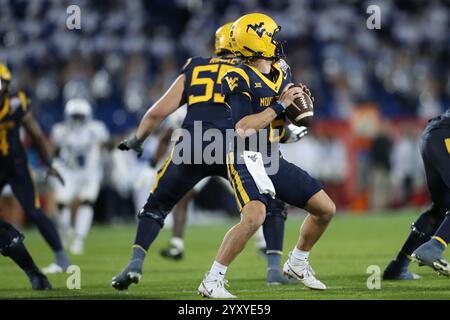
[
  {"left": 411, "top": 240, "right": 450, "bottom": 277},
  {"left": 69, "top": 240, "right": 84, "bottom": 256},
  {"left": 29, "top": 271, "right": 52, "bottom": 290},
  {"left": 42, "top": 263, "right": 65, "bottom": 274},
  {"left": 383, "top": 260, "right": 421, "bottom": 280},
  {"left": 198, "top": 273, "right": 236, "bottom": 299},
  {"left": 283, "top": 253, "right": 327, "bottom": 290},
  {"left": 111, "top": 266, "right": 142, "bottom": 291},
  {"left": 267, "top": 268, "right": 300, "bottom": 285},
  {"left": 159, "top": 245, "right": 184, "bottom": 261}
]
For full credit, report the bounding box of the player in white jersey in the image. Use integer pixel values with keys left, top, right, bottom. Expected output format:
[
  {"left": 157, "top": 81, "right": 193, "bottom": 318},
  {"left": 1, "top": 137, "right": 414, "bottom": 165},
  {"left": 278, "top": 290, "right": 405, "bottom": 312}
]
[{"left": 51, "top": 99, "right": 109, "bottom": 255}]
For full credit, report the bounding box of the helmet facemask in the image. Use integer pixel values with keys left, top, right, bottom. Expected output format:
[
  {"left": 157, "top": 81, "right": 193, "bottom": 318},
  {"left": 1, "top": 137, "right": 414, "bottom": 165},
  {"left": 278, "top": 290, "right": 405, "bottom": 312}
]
[{"left": 270, "top": 26, "right": 286, "bottom": 60}]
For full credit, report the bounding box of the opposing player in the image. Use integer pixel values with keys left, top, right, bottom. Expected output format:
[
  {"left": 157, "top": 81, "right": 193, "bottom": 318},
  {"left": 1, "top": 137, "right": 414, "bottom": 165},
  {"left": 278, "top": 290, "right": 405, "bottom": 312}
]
[
  {"left": 198, "top": 13, "right": 336, "bottom": 298},
  {"left": 0, "top": 63, "right": 71, "bottom": 273},
  {"left": 0, "top": 218, "right": 51, "bottom": 290},
  {"left": 112, "top": 22, "right": 304, "bottom": 290},
  {"left": 51, "top": 98, "right": 109, "bottom": 256},
  {"left": 384, "top": 109, "right": 450, "bottom": 279}
]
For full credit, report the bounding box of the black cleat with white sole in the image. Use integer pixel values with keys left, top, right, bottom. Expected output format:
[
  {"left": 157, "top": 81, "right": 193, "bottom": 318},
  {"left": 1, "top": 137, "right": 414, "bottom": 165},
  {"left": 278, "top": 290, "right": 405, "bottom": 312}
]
[
  {"left": 159, "top": 246, "right": 184, "bottom": 261},
  {"left": 111, "top": 267, "right": 142, "bottom": 291}
]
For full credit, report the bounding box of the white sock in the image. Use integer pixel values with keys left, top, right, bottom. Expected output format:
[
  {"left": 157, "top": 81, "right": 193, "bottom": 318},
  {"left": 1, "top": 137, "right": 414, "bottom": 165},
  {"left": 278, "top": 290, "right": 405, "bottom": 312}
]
[
  {"left": 74, "top": 205, "right": 94, "bottom": 242},
  {"left": 254, "top": 226, "right": 266, "bottom": 250},
  {"left": 291, "top": 247, "right": 310, "bottom": 262},
  {"left": 209, "top": 261, "right": 227, "bottom": 279},
  {"left": 170, "top": 237, "right": 184, "bottom": 250}
]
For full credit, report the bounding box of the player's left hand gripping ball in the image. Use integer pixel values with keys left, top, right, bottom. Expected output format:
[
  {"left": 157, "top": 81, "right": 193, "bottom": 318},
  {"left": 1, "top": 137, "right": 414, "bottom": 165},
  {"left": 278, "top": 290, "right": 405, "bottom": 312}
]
[{"left": 118, "top": 136, "right": 143, "bottom": 157}]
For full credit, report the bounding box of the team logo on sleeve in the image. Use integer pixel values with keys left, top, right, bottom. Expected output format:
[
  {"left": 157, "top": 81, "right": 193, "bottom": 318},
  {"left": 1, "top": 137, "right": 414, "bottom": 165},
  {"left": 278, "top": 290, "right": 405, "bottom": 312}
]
[
  {"left": 225, "top": 76, "right": 239, "bottom": 91},
  {"left": 246, "top": 22, "right": 265, "bottom": 38}
]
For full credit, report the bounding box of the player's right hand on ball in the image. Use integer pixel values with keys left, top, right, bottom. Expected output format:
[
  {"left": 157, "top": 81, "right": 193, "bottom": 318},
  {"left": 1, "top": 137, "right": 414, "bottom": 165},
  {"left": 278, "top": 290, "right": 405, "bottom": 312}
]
[
  {"left": 278, "top": 83, "right": 303, "bottom": 107},
  {"left": 118, "top": 136, "right": 143, "bottom": 157}
]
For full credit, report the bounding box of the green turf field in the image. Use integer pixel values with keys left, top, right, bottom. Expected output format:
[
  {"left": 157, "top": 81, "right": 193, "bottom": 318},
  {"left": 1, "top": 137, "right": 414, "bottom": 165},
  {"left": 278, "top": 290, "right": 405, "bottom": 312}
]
[{"left": 1, "top": 211, "right": 449, "bottom": 299}]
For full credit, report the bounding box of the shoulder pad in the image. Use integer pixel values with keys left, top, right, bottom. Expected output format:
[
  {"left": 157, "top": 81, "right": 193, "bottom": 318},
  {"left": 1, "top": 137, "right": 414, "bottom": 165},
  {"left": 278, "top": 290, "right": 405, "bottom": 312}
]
[
  {"left": 181, "top": 56, "right": 211, "bottom": 74},
  {"left": 221, "top": 67, "right": 253, "bottom": 101},
  {"left": 9, "top": 96, "right": 22, "bottom": 112},
  {"left": 9, "top": 91, "right": 29, "bottom": 113}
]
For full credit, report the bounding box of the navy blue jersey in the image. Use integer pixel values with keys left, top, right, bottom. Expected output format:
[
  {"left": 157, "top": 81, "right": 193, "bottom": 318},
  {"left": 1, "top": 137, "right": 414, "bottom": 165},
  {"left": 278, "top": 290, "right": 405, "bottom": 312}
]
[
  {"left": 180, "top": 56, "right": 240, "bottom": 131},
  {"left": 419, "top": 109, "right": 450, "bottom": 213},
  {"left": 221, "top": 59, "right": 292, "bottom": 155},
  {"left": 0, "top": 91, "right": 29, "bottom": 161}
]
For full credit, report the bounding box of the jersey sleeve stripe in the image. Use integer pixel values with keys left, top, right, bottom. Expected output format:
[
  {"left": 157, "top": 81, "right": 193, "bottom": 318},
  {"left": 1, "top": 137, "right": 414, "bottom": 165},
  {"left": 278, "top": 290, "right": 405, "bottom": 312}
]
[{"left": 18, "top": 91, "right": 28, "bottom": 113}]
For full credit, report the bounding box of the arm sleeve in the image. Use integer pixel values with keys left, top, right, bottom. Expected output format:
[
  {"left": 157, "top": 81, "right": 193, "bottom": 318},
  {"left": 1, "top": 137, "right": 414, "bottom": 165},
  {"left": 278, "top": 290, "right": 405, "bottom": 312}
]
[
  {"left": 228, "top": 94, "right": 253, "bottom": 127},
  {"left": 10, "top": 91, "right": 30, "bottom": 121},
  {"left": 221, "top": 70, "right": 253, "bottom": 126}
]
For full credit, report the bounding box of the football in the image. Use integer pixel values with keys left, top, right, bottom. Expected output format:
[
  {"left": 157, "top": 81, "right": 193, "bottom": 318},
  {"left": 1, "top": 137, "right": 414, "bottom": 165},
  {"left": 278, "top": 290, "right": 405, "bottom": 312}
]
[{"left": 285, "top": 85, "right": 314, "bottom": 127}]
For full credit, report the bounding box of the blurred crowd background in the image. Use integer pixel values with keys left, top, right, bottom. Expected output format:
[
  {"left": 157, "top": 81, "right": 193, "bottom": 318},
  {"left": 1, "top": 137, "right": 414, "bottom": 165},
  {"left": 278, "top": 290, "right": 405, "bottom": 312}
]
[{"left": 0, "top": 0, "right": 449, "bottom": 224}]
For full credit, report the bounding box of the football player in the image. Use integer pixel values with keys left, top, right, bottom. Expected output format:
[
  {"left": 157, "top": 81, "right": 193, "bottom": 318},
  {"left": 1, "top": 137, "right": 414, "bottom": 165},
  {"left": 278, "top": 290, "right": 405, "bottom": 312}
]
[
  {"left": 158, "top": 24, "right": 308, "bottom": 263},
  {"left": 112, "top": 22, "right": 306, "bottom": 290},
  {"left": 0, "top": 218, "right": 51, "bottom": 290},
  {"left": 198, "top": 13, "right": 336, "bottom": 298},
  {"left": 51, "top": 99, "right": 109, "bottom": 256},
  {"left": 384, "top": 108, "right": 450, "bottom": 279},
  {"left": 0, "top": 63, "right": 71, "bottom": 273}
]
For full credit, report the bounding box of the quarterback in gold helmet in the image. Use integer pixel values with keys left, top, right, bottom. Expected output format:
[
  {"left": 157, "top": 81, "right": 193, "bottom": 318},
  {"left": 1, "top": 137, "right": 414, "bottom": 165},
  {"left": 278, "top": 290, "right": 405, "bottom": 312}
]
[
  {"left": 198, "top": 13, "right": 336, "bottom": 298},
  {"left": 112, "top": 19, "right": 306, "bottom": 291}
]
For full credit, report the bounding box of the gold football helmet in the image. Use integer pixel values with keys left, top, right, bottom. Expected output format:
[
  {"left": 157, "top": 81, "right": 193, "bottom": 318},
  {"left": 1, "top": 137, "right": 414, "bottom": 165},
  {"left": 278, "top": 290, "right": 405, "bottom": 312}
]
[
  {"left": 215, "top": 22, "right": 234, "bottom": 56},
  {"left": 230, "top": 13, "right": 285, "bottom": 60}
]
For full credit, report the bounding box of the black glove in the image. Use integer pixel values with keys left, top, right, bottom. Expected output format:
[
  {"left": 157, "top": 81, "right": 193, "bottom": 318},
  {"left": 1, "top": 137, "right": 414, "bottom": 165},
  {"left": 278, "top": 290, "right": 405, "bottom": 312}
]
[{"left": 118, "top": 136, "right": 144, "bottom": 157}]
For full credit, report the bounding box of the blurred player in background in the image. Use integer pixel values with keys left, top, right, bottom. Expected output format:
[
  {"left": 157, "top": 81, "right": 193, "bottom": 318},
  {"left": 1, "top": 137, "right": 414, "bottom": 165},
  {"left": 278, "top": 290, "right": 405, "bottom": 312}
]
[
  {"left": 112, "top": 22, "right": 306, "bottom": 290},
  {"left": 0, "top": 63, "right": 71, "bottom": 273},
  {"left": 198, "top": 14, "right": 336, "bottom": 298},
  {"left": 385, "top": 108, "right": 450, "bottom": 279},
  {"left": 0, "top": 218, "right": 51, "bottom": 290},
  {"left": 51, "top": 99, "right": 109, "bottom": 256}
]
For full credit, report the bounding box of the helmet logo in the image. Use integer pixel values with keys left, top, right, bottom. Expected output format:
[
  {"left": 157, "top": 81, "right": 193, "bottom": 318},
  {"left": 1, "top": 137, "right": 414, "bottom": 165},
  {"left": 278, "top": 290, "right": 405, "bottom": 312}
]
[{"left": 246, "top": 22, "right": 265, "bottom": 38}]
